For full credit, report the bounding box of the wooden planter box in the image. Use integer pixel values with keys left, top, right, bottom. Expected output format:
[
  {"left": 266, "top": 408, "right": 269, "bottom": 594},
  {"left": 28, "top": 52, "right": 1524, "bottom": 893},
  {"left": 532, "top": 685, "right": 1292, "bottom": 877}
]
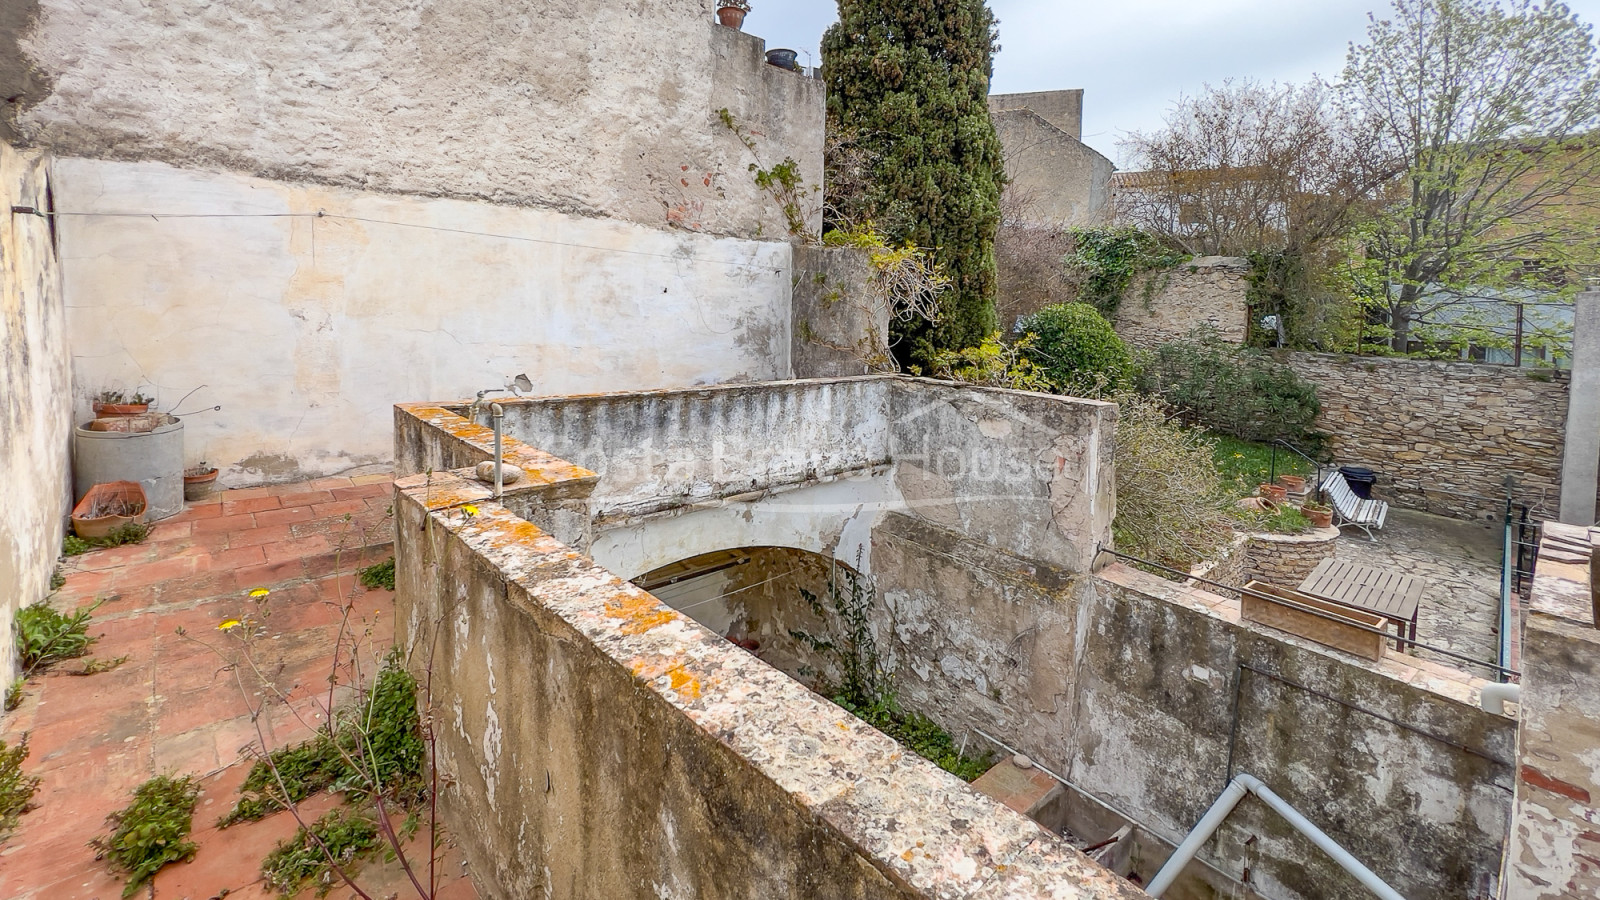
[{"left": 1241, "top": 580, "right": 1387, "bottom": 661}]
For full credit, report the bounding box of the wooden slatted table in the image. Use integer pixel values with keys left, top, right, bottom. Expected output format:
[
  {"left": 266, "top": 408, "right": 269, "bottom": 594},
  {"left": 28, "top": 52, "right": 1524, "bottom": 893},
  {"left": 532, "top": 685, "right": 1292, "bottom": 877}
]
[{"left": 1298, "top": 558, "right": 1425, "bottom": 651}]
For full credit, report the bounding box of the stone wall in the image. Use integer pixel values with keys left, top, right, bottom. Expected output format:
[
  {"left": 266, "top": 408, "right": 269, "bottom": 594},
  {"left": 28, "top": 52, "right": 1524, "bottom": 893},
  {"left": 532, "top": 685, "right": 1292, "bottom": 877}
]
[
  {"left": 6, "top": 3, "right": 824, "bottom": 240},
  {"left": 0, "top": 143, "right": 71, "bottom": 686},
  {"left": 1503, "top": 523, "right": 1600, "bottom": 899},
  {"left": 1114, "top": 257, "right": 1252, "bottom": 348},
  {"left": 1243, "top": 527, "right": 1340, "bottom": 586},
  {"left": 990, "top": 90, "right": 1085, "bottom": 140},
  {"left": 1288, "top": 352, "right": 1575, "bottom": 520}
]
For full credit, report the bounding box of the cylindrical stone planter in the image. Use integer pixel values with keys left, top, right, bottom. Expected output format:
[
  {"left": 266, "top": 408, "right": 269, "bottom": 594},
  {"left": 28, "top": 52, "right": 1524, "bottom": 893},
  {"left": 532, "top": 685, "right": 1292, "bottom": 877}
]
[{"left": 73, "top": 415, "right": 186, "bottom": 521}]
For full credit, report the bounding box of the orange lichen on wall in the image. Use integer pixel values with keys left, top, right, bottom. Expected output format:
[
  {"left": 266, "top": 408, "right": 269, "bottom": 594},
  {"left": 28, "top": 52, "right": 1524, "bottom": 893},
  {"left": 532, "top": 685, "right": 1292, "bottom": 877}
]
[{"left": 604, "top": 589, "right": 679, "bottom": 635}]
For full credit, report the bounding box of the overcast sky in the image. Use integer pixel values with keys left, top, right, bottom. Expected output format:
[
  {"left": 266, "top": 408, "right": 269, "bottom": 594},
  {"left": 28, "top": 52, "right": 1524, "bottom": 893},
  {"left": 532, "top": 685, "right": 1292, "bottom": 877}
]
[{"left": 743, "top": 0, "right": 1600, "bottom": 167}]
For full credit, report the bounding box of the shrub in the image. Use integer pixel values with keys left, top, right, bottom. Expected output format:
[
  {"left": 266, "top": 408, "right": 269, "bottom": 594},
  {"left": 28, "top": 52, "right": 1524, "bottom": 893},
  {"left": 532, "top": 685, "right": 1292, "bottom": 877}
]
[
  {"left": 95, "top": 774, "right": 201, "bottom": 898},
  {"left": 929, "top": 333, "right": 1054, "bottom": 393},
  {"left": 1136, "top": 328, "right": 1322, "bottom": 447},
  {"left": 1111, "top": 392, "right": 1238, "bottom": 570},
  {"left": 1018, "top": 303, "right": 1135, "bottom": 396}
]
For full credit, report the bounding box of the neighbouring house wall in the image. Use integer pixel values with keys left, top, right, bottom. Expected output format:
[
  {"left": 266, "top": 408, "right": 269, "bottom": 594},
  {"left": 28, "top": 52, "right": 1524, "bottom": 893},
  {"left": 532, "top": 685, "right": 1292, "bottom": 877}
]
[
  {"left": 0, "top": 143, "right": 71, "bottom": 686},
  {"left": 1287, "top": 352, "right": 1576, "bottom": 520},
  {"left": 791, "top": 244, "right": 887, "bottom": 378},
  {"left": 393, "top": 467, "right": 1146, "bottom": 900},
  {"left": 1502, "top": 523, "right": 1600, "bottom": 900},
  {"left": 6, "top": 4, "right": 823, "bottom": 240},
  {"left": 59, "top": 159, "right": 794, "bottom": 487},
  {"left": 992, "top": 109, "right": 1113, "bottom": 228},
  {"left": 1113, "top": 257, "right": 1251, "bottom": 348},
  {"left": 990, "top": 90, "right": 1085, "bottom": 141}
]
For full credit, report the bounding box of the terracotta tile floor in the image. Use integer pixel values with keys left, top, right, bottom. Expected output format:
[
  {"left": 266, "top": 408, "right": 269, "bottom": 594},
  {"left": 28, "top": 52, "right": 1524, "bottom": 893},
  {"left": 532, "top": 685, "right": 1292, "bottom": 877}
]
[{"left": 1, "top": 475, "right": 480, "bottom": 900}]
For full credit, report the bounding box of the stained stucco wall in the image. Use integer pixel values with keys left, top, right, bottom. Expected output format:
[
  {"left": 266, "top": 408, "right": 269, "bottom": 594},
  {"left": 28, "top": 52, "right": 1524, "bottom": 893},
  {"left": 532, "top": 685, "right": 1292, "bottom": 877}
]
[
  {"left": 0, "top": 143, "right": 71, "bottom": 686},
  {"left": 59, "top": 159, "right": 794, "bottom": 486},
  {"left": 993, "top": 109, "right": 1113, "bottom": 228},
  {"left": 6, "top": 2, "right": 824, "bottom": 241}
]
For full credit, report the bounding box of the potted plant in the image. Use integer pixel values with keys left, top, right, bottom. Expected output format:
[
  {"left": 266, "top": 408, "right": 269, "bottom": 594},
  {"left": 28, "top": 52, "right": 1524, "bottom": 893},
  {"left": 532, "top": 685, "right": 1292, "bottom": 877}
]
[
  {"left": 717, "top": 0, "right": 750, "bottom": 30},
  {"left": 1259, "top": 482, "right": 1288, "bottom": 504},
  {"left": 71, "top": 481, "right": 147, "bottom": 539},
  {"left": 184, "top": 463, "right": 220, "bottom": 501},
  {"left": 93, "top": 389, "right": 154, "bottom": 417},
  {"left": 1301, "top": 501, "right": 1334, "bottom": 528},
  {"left": 1276, "top": 474, "right": 1307, "bottom": 494}
]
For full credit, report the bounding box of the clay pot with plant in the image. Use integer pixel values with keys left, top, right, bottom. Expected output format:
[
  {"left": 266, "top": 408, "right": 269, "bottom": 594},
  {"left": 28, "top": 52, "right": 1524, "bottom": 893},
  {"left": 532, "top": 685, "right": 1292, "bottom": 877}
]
[
  {"left": 93, "top": 389, "right": 154, "bottom": 417},
  {"left": 1258, "top": 482, "right": 1288, "bottom": 504},
  {"left": 184, "top": 463, "right": 220, "bottom": 502},
  {"left": 717, "top": 0, "right": 751, "bottom": 29},
  {"left": 1301, "top": 502, "right": 1334, "bottom": 529}
]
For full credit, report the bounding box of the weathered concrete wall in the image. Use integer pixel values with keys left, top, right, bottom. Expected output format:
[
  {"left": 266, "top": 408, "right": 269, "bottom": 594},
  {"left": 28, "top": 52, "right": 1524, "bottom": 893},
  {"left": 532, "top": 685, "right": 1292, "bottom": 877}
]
[
  {"left": 791, "top": 244, "right": 888, "bottom": 378},
  {"left": 1287, "top": 352, "right": 1576, "bottom": 520},
  {"left": 0, "top": 143, "right": 71, "bottom": 686},
  {"left": 1114, "top": 257, "right": 1251, "bottom": 348},
  {"left": 6, "top": 3, "right": 824, "bottom": 240},
  {"left": 392, "top": 465, "right": 1146, "bottom": 900},
  {"left": 990, "top": 90, "right": 1085, "bottom": 141},
  {"left": 1502, "top": 523, "right": 1600, "bottom": 899},
  {"left": 888, "top": 379, "right": 1116, "bottom": 574},
  {"left": 1083, "top": 566, "right": 1515, "bottom": 900},
  {"left": 59, "top": 159, "right": 794, "bottom": 487},
  {"left": 993, "top": 109, "right": 1112, "bottom": 228}
]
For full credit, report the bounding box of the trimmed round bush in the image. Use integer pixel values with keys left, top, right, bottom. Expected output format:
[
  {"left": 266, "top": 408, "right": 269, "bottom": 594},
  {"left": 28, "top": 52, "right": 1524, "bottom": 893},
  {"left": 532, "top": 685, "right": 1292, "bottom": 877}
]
[{"left": 1018, "top": 303, "right": 1135, "bottom": 396}]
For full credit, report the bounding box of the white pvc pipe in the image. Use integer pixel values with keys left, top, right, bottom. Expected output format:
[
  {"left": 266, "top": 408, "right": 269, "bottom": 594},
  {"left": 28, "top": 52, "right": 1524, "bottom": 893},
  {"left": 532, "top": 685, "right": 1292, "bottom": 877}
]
[
  {"left": 1147, "top": 773, "right": 1407, "bottom": 900},
  {"left": 1480, "top": 682, "right": 1521, "bottom": 716}
]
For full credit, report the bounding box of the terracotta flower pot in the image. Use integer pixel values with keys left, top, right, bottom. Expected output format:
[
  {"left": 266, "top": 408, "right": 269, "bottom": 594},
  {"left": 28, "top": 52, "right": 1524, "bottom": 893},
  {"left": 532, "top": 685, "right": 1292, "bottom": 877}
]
[
  {"left": 1259, "top": 483, "right": 1288, "bottom": 503},
  {"left": 93, "top": 401, "right": 150, "bottom": 417},
  {"left": 184, "top": 466, "right": 219, "bottom": 501},
  {"left": 1302, "top": 505, "right": 1334, "bottom": 528},
  {"left": 1276, "top": 474, "right": 1307, "bottom": 493},
  {"left": 72, "top": 481, "right": 147, "bottom": 539},
  {"left": 716, "top": 6, "right": 747, "bottom": 29}
]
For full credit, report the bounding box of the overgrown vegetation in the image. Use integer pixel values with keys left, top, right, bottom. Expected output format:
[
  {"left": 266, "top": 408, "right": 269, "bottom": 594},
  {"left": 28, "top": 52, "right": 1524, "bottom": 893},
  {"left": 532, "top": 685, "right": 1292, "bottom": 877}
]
[
  {"left": 222, "top": 653, "right": 424, "bottom": 826},
  {"left": 1135, "top": 329, "right": 1323, "bottom": 447},
  {"left": 61, "top": 521, "right": 150, "bottom": 556},
  {"left": 0, "top": 736, "right": 40, "bottom": 841},
  {"left": 1062, "top": 227, "right": 1187, "bottom": 316},
  {"left": 1017, "top": 303, "right": 1137, "bottom": 396},
  {"left": 1110, "top": 392, "right": 1239, "bottom": 570},
  {"left": 822, "top": 0, "right": 1007, "bottom": 370},
  {"left": 93, "top": 774, "right": 201, "bottom": 898},
  {"left": 16, "top": 600, "right": 98, "bottom": 676},
  {"left": 358, "top": 557, "right": 396, "bottom": 592},
  {"left": 929, "top": 333, "right": 1054, "bottom": 392},
  {"left": 1211, "top": 434, "right": 1316, "bottom": 495},
  {"left": 262, "top": 806, "right": 383, "bottom": 898},
  {"left": 791, "top": 567, "right": 992, "bottom": 782}
]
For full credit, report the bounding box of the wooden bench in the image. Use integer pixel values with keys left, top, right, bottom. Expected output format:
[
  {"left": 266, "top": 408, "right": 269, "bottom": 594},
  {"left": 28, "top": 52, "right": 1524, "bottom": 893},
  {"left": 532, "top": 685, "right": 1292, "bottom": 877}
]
[{"left": 1320, "top": 470, "right": 1388, "bottom": 541}]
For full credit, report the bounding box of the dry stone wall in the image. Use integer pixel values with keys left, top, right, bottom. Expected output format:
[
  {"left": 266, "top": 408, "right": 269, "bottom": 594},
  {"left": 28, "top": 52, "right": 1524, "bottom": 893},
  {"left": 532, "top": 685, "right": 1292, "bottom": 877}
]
[
  {"left": 1244, "top": 527, "right": 1340, "bottom": 586},
  {"left": 1114, "top": 256, "right": 1251, "bottom": 347},
  {"left": 1288, "top": 352, "right": 1575, "bottom": 520}
]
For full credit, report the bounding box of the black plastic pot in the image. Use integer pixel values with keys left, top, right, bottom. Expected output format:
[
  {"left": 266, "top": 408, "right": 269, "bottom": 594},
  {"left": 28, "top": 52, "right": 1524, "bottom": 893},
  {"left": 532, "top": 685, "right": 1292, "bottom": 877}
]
[{"left": 765, "top": 49, "right": 799, "bottom": 70}]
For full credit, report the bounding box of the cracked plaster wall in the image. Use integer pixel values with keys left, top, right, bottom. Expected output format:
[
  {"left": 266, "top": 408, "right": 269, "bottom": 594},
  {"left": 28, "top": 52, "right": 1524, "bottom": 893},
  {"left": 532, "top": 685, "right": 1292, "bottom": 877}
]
[
  {"left": 57, "top": 159, "right": 793, "bottom": 486},
  {"left": 4, "top": 2, "right": 823, "bottom": 241},
  {"left": 0, "top": 143, "right": 71, "bottom": 687}
]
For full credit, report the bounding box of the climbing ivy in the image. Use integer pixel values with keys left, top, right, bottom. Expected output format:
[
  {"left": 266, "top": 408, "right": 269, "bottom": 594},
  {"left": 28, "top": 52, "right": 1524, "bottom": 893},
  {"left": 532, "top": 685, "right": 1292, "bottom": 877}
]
[{"left": 1063, "top": 227, "right": 1186, "bottom": 316}]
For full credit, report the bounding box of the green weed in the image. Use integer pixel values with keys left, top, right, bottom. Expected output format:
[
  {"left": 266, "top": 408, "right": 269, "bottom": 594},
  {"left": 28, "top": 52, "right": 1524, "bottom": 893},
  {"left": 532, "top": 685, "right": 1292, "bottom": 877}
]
[
  {"left": 0, "top": 735, "right": 41, "bottom": 840},
  {"left": 357, "top": 557, "right": 395, "bottom": 592},
  {"left": 94, "top": 774, "right": 201, "bottom": 898},
  {"left": 261, "top": 806, "right": 380, "bottom": 897},
  {"left": 62, "top": 522, "right": 149, "bottom": 557},
  {"left": 16, "top": 600, "right": 98, "bottom": 676}
]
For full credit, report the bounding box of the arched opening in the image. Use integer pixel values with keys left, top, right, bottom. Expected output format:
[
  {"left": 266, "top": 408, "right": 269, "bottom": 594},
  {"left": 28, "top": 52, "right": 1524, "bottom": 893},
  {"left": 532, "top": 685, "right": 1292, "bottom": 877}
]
[{"left": 632, "top": 546, "right": 859, "bottom": 690}]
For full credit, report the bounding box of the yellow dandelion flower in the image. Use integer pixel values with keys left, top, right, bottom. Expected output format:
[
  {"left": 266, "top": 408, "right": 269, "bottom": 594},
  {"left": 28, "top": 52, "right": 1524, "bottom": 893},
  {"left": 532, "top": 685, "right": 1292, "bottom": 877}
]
[
  {"left": 218, "top": 619, "right": 242, "bottom": 631},
  {"left": 248, "top": 588, "right": 270, "bottom": 598}
]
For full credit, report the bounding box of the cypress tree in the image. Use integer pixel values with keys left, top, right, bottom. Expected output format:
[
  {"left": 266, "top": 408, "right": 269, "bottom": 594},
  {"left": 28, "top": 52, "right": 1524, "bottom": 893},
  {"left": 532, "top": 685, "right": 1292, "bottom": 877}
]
[{"left": 822, "top": 0, "right": 1006, "bottom": 371}]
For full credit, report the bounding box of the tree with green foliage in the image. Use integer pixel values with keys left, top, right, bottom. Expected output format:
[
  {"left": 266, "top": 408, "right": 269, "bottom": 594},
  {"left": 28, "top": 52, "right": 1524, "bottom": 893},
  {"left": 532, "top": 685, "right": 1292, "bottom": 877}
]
[
  {"left": 1344, "top": 0, "right": 1600, "bottom": 350},
  {"left": 822, "top": 0, "right": 1007, "bottom": 370}
]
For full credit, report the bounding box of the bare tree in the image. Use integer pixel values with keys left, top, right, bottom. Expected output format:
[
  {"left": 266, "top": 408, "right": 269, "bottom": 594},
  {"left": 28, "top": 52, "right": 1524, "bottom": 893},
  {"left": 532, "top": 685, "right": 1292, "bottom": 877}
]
[
  {"left": 1116, "top": 79, "right": 1385, "bottom": 259},
  {"left": 1344, "top": 0, "right": 1600, "bottom": 350}
]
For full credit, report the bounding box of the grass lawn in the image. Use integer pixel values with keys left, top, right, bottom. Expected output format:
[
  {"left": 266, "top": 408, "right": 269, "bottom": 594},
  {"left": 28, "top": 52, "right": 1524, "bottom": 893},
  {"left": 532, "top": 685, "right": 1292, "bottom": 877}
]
[{"left": 1210, "top": 434, "right": 1316, "bottom": 496}]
